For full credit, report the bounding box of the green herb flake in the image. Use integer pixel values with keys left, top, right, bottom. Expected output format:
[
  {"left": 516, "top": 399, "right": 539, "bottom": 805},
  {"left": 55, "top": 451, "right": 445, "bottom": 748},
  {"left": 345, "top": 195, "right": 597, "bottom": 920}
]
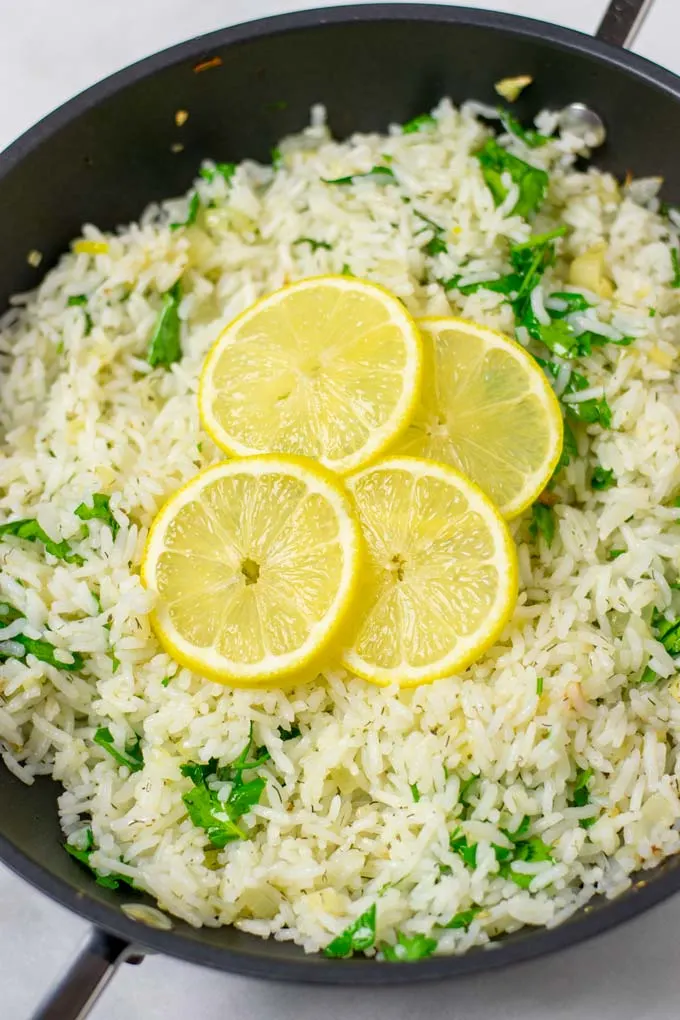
[
  {"left": 474, "top": 137, "right": 549, "bottom": 219},
  {"left": 423, "top": 236, "right": 448, "bottom": 257},
  {"left": 671, "top": 247, "right": 680, "bottom": 288},
  {"left": 170, "top": 191, "right": 200, "bottom": 231},
  {"left": 278, "top": 724, "right": 301, "bottom": 741},
  {"left": 449, "top": 829, "right": 478, "bottom": 869},
  {"left": 67, "top": 294, "right": 93, "bottom": 335},
  {"left": 75, "top": 493, "right": 119, "bottom": 537},
  {"left": 64, "top": 827, "right": 137, "bottom": 891},
  {"left": 410, "top": 783, "right": 421, "bottom": 803},
  {"left": 93, "top": 727, "right": 144, "bottom": 773},
  {"left": 444, "top": 907, "right": 482, "bottom": 930},
  {"left": 536, "top": 676, "right": 544, "bottom": 696},
  {"left": 148, "top": 282, "right": 182, "bottom": 368},
  {"left": 382, "top": 931, "right": 437, "bottom": 961},
  {"left": 200, "top": 162, "right": 237, "bottom": 184},
  {"left": 569, "top": 767, "right": 597, "bottom": 828},
  {"left": 0, "top": 517, "right": 84, "bottom": 565},
  {"left": 323, "top": 166, "right": 396, "bottom": 186},
  {"left": 547, "top": 291, "right": 592, "bottom": 317},
  {"left": 181, "top": 726, "right": 268, "bottom": 847},
  {"left": 561, "top": 374, "right": 612, "bottom": 428},
  {"left": 649, "top": 307, "right": 657, "bottom": 318},
  {"left": 0, "top": 632, "right": 84, "bottom": 672},
  {"left": 271, "top": 147, "right": 283, "bottom": 169},
  {"left": 0, "top": 606, "right": 84, "bottom": 673},
  {"left": 608, "top": 548, "right": 625, "bottom": 560},
  {"left": 640, "top": 664, "right": 659, "bottom": 684},
  {"left": 414, "top": 210, "right": 445, "bottom": 233},
  {"left": 651, "top": 608, "right": 680, "bottom": 657},
  {"left": 402, "top": 113, "right": 437, "bottom": 134},
  {"left": 499, "top": 109, "right": 549, "bottom": 148},
  {"left": 324, "top": 904, "right": 377, "bottom": 958},
  {"left": 292, "top": 237, "right": 333, "bottom": 252},
  {"left": 529, "top": 503, "right": 555, "bottom": 548},
  {"left": 555, "top": 421, "right": 578, "bottom": 474},
  {"left": 591, "top": 466, "right": 616, "bottom": 491},
  {"left": 498, "top": 835, "right": 554, "bottom": 887}
]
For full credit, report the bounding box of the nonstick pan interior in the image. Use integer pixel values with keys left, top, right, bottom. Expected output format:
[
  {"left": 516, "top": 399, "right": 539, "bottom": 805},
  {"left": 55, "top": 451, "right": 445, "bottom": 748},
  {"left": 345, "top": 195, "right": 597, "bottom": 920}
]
[{"left": 1, "top": 1, "right": 680, "bottom": 991}]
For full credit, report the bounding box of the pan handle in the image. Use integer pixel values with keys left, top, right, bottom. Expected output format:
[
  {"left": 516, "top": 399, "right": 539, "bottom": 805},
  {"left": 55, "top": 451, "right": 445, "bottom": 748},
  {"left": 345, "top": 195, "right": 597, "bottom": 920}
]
[
  {"left": 31, "top": 929, "right": 142, "bottom": 1020},
  {"left": 596, "top": 0, "right": 655, "bottom": 48}
]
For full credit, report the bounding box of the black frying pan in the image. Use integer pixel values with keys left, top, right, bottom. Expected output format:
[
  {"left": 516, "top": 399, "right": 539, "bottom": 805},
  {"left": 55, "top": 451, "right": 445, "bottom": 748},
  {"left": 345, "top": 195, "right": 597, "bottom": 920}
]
[{"left": 1, "top": 3, "right": 679, "bottom": 1017}]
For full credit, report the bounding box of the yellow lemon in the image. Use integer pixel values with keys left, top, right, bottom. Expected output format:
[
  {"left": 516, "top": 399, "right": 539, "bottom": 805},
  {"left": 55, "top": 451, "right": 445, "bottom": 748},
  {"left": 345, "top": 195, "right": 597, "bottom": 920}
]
[
  {"left": 199, "top": 276, "right": 422, "bottom": 474},
  {"left": 141, "top": 456, "right": 362, "bottom": 685},
  {"left": 394, "top": 317, "right": 563, "bottom": 517},
  {"left": 342, "top": 456, "right": 518, "bottom": 686}
]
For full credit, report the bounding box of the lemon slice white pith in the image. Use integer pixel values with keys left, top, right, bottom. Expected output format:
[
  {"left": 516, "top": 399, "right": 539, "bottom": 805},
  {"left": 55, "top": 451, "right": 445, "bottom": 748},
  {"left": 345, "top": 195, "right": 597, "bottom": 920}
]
[
  {"left": 199, "top": 276, "right": 422, "bottom": 475},
  {"left": 141, "top": 455, "right": 363, "bottom": 685}
]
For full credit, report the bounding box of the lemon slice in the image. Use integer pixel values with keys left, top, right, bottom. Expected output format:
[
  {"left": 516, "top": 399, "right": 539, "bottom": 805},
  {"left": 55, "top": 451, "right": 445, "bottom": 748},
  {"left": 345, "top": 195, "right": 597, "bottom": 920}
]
[
  {"left": 342, "top": 456, "right": 517, "bottom": 687},
  {"left": 141, "top": 456, "right": 362, "bottom": 685},
  {"left": 199, "top": 276, "right": 422, "bottom": 475},
  {"left": 394, "top": 318, "right": 563, "bottom": 518}
]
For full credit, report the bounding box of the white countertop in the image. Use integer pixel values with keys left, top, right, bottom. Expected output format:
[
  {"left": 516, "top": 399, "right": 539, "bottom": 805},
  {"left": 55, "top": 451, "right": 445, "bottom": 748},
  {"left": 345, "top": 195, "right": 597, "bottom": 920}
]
[{"left": 1, "top": 1, "right": 679, "bottom": 1017}]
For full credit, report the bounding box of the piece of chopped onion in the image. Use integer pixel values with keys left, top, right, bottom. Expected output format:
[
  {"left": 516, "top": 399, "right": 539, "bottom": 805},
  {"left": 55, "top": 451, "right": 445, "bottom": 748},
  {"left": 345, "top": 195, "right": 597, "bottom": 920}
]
[
  {"left": 648, "top": 345, "right": 675, "bottom": 369},
  {"left": 27, "top": 249, "right": 43, "bottom": 267},
  {"left": 121, "top": 904, "right": 173, "bottom": 930},
  {"left": 569, "top": 245, "right": 613, "bottom": 299},
  {"left": 494, "top": 75, "right": 533, "bottom": 103}
]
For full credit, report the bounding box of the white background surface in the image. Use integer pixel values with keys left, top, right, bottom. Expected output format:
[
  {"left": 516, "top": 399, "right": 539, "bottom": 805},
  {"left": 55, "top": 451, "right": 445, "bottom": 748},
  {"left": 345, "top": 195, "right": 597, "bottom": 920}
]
[{"left": 1, "top": 1, "right": 679, "bottom": 1017}]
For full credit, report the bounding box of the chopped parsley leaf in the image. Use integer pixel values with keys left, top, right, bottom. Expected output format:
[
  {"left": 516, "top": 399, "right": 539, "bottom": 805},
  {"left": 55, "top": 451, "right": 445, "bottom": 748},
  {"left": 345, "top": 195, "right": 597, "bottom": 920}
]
[
  {"left": 536, "top": 676, "right": 544, "bottom": 696},
  {"left": 0, "top": 629, "right": 84, "bottom": 672},
  {"left": 93, "top": 727, "right": 144, "bottom": 772},
  {"left": 651, "top": 608, "right": 680, "bottom": 656},
  {"left": 640, "top": 664, "right": 659, "bottom": 684},
  {"left": 410, "top": 783, "right": 421, "bottom": 803},
  {"left": 278, "top": 724, "right": 301, "bottom": 741},
  {"left": 498, "top": 836, "right": 554, "bottom": 887},
  {"left": 608, "top": 548, "right": 625, "bottom": 560},
  {"left": 67, "top": 294, "right": 93, "bottom": 335},
  {"left": 323, "top": 166, "right": 396, "bottom": 186},
  {"left": 0, "top": 517, "right": 83, "bottom": 565},
  {"left": 65, "top": 827, "right": 137, "bottom": 890},
  {"left": 591, "top": 466, "right": 616, "bottom": 491},
  {"left": 181, "top": 725, "right": 268, "bottom": 848},
  {"left": 555, "top": 420, "right": 578, "bottom": 474},
  {"left": 148, "top": 282, "right": 182, "bottom": 368},
  {"left": 170, "top": 191, "right": 200, "bottom": 231},
  {"left": 324, "top": 904, "right": 377, "bottom": 958},
  {"left": 423, "top": 235, "right": 447, "bottom": 256},
  {"left": 75, "top": 493, "right": 119, "bottom": 537},
  {"left": 547, "top": 291, "right": 592, "bottom": 317},
  {"left": 382, "top": 931, "right": 437, "bottom": 961},
  {"left": 200, "top": 162, "right": 236, "bottom": 183},
  {"left": 671, "top": 247, "right": 680, "bottom": 288},
  {"left": 474, "top": 137, "right": 548, "bottom": 219},
  {"left": 529, "top": 503, "right": 555, "bottom": 547},
  {"left": 498, "top": 109, "right": 549, "bottom": 148},
  {"left": 450, "top": 828, "right": 477, "bottom": 868},
  {"left": 414, "top": 210, "right": 445, "bottom": 233},
  {"left": 568, "top": 767, "right": 597, "bottom": 828},
  {"left": 444, "top": 907, "right": 482, "bottom": 930},
  {"left": 402, "top": 113, "right": 437, "bottom": 134},
  {"left": 292, "top": 237, "right": 333, "bottom": 252}
]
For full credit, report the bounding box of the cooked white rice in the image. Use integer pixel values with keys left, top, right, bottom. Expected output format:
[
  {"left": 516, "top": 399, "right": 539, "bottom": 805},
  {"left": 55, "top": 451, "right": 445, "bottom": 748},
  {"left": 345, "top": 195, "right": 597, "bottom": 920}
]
[{"left": 1, "top": 99, "right": 679, "bottom": 955}]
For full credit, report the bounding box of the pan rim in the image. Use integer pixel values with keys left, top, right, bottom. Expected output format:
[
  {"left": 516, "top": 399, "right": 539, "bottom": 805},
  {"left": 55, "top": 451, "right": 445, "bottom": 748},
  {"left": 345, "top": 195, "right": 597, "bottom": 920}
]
[{"left": 1, "top": 1, "right": 680, "bottom": 984}]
